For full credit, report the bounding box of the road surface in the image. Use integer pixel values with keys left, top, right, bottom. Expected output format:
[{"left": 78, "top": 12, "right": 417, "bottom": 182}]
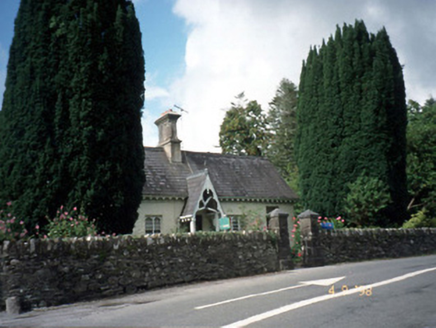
[{"left": 1, "top": 255, "right": 436, "bottom": 327}]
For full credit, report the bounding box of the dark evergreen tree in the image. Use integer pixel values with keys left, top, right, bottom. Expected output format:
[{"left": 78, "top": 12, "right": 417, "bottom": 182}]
[
  {"left": 267, "top": 79, "right": 298, "bottom": 183},
  {"left": 295, "top": 20, "right": 408, "bottom": 226},
  {"left": 0, "top": 0, "right": 145, "bottom": 234}
]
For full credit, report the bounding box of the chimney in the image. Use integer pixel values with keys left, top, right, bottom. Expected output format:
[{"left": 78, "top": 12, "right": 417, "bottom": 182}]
[{"left": 155, "top": 110, "right": 182, "bottom": 163}]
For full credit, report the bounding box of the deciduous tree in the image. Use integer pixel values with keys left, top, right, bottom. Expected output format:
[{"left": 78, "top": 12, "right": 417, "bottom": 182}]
[{"left": 219, "top": 93, "right": 271, "bottom": 156}]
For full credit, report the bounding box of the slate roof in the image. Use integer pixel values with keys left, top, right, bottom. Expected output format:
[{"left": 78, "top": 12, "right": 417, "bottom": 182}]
[{"left": 143, "top": 147, "right": 298, "bottom": 202}]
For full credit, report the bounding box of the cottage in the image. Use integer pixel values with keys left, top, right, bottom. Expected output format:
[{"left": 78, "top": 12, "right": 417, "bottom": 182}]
[{"left": 133, "top": 110, "right": 298, "bottom": 235}]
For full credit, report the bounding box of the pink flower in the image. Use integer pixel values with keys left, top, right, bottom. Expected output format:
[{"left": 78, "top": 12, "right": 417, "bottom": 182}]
[
  {"left": 298, "top": 252, "right": 302, "bottom": 257},
  {"left": 70, "top": 224, "right": 74, "bottom": 227},
  {"left": 324, "top": 217, "right": 328, "bottom": 220},
  {"left": 43, "top": 235, "right": 47, "bottom": 239},
  {"left": 318, "top": 216, "right": 322, "bottom": 219},
  {"left": 35, "top": 225, "right": 40, "bottom": 230},
  {"left": 70, "top": 217, "right": 73, "bottom": 221},
  {"left": 20, "top": 221, "right": 24, "bottom": 225},
  {"left": 336, "top": 216, "right": 342, "bottom": 220},
  {"left": 341, "top": 219, "right": 345, "bottom": 223},
  {"left": 6, "top": 201, "right": 12, "bottom": 206},
  {"left": 73, "top": 207, "right": 77, "bottom": 211}
]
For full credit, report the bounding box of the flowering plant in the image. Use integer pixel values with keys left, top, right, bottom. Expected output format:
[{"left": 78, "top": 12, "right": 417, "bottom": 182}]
[
  {"left": 318, "top": 216, "right": 346, "bottom": 229},
  {"left": 46, "top": 206, "right": 98, "bottom": 238},
  {"left": 0, "top": 201, "right": 29, "bottom": 242},
  {"left": 290, "top": 216, "right": 302, "bottom": 261}
]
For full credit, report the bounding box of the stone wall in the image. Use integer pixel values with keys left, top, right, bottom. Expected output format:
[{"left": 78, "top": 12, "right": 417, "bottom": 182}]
[
  {"left": 0, "top": 232, "right": 278, "bottom": 311},
  {"left": 319, "top": 228, "right": 436, "bottom": 264}
]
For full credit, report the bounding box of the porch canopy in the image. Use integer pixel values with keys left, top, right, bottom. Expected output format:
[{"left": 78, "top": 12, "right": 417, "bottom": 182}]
[{"left": 179, "top": 170, "right": 224, "bottom": 232}]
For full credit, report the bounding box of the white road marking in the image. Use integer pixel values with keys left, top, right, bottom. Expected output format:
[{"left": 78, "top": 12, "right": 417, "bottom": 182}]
[
  {"left": 300, "top": 276, "right": 346, "bottom": 286},
  {"left": 221, "top": 267, "right": 436, "bottom": 328},
  {"left": 195, "top": 276, "right": 345, "bottom": 310},
  {"left": 195, "top": 284, "right": 305, "bottom": 310}
]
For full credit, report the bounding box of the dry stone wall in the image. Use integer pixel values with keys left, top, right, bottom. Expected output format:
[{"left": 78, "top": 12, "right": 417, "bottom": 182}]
[
  {"left": 319, "top": 228, "right": 436, "bottom": 264},
  {"left": 0, "top": 232, "right": 278, "bottom": 311}
]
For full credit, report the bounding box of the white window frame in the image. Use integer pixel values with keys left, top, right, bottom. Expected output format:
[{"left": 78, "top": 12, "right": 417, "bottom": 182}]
[
  {"left": 229, "top": 215, "right": 241, "bottom": 231},
  {"left": 145, "top": 215, "right": 161, "bottom": 234}
]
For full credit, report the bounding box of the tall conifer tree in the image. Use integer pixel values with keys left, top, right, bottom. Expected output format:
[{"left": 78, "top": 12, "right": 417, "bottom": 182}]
[
  {"left": 0, "top": 0, "right": 145, "bottom": 234},
  {"left": 267, "top": 78, "right": 298, "bottom": 180},
  {"left": 295, "top": 20, "right": 407, "bottom": 226}
]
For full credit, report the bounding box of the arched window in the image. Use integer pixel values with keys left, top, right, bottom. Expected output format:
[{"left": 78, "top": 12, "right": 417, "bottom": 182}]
[{"left": 145, "top": 216, "right": 161, "bottom": 234}]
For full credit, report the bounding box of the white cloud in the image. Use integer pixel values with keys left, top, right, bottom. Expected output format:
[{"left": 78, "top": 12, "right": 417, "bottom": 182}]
[
  {"left": 141, "top": 110, "right": 159, "bottom": 148},
  {"left": 168, "top": 0, "right": 436, "bottom": 152},
  {"left": 146, "top": 85, "right": 170, "bottom": 101}
]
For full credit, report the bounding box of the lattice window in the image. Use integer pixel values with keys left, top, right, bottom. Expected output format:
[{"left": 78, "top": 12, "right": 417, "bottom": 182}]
[
  {"left": 145, "top": 216, "right": 161, "bottom": 234},
  {"left": 229, "top": 215, "right": 241, "bottom": 231}
]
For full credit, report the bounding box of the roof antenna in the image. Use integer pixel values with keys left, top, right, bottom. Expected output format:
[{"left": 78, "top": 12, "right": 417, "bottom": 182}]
[{"left": 174, "top": 104, "right": 189, "bottom": 114}]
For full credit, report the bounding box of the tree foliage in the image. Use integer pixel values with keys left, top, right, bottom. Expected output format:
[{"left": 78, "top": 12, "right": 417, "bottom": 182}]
[
  {"left": 295, "top": 20, "right": 408, "bottom": 226},
  {"left": 219, "top": 93, "right": 271, "bottom": 156},
  {"left": 344, "top": 175, "right": 390, "bottom": 227},
  {"left": 0, "top": 0, "right": 145, "bottom": 234},
  {"left": 267, "top": 79, "right": 299, "bottom": 186},
  {"left": 406, "top": 98, "right": 436, "bottom": 218}
]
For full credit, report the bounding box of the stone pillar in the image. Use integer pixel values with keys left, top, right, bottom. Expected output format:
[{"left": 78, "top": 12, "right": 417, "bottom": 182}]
[
  {"left": 298, "top": 210, "right": 324, "bottom": 267},
  {"left": 268, "top": 209, "right": 294, "bottom": 270},
  {"left": 6, "top": 296, "right": 21, "bottom": 315}
]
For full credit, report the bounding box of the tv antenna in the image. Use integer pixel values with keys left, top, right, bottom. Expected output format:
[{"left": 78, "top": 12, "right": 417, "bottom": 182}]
[{"left": 174, "top": 104, "right": 189, "bottom": 114}]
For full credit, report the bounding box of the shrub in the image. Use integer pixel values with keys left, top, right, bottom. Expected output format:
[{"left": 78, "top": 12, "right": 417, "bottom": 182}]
[
  {"left": 344, "top": 175, "right": 390, "bottom": 227},
  {"left": 317, "top": 216, "right": 346, "bottom": 230},
  {"left": 290, "top": 217, "right": 302, "bottom": 262},
  {"left": 402, "top": 209, "right": 436, "bottom": 228},
  {"left": 46, "top": 206, "right": 98, "bottom": 238},
  {"left": 0, "top": 201, "right": 29, "bottom": 242}
]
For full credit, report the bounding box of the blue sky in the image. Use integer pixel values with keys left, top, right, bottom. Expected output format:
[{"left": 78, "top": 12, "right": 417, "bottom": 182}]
[{"left": 1, "top": 0, "right": 436, "bottom": 152}]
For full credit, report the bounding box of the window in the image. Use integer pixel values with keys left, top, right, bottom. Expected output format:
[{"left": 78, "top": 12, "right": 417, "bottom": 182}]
[
  {"left": 229, "top": 215, "right": 241, "bottom": 231},
  {"left": 145, "top": 216, "right": 161, "bottom": 234}
]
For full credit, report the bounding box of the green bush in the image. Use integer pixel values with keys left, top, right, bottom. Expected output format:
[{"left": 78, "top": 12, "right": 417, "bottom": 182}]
[
  {"left": 46, "top": 206, "right": 98, "bottom": 238},
  {"left": 0, "top": 201, "right": 29, "bottom": 242},
  {"left": 402, "top": 209, "right": 436, "bottom": 228},
  {"left": 344, "top": 175, "right": 390, "bottom": 227},
  {"left": 290, "top": 216, "right": 302, "bottom": 262}
]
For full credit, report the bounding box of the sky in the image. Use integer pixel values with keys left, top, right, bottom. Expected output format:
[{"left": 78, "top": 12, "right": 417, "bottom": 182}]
[{"left": 0, "top": 0, "right": 435, "bottom": 153}]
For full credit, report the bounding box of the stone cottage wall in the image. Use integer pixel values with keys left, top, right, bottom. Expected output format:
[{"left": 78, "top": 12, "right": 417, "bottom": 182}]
[
  {"left": 319, "top": 228, "right": 436, "bottom": 265},
  {"left": 0, "top": 232, "right": 278, "bottom": 311}
]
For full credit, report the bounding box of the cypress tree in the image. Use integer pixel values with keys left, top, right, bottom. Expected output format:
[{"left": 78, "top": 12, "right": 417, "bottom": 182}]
[
  {"left": 296, "top": 20, "right": 407, "bottom": 226},
  {"left": 0, "top": 0, "right": 145, "bottom": 234}
]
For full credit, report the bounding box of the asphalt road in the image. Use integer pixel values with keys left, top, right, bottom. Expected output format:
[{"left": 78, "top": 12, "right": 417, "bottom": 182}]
[{"left": 1, "top": 255, "right": 436, "bottom": 327}]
